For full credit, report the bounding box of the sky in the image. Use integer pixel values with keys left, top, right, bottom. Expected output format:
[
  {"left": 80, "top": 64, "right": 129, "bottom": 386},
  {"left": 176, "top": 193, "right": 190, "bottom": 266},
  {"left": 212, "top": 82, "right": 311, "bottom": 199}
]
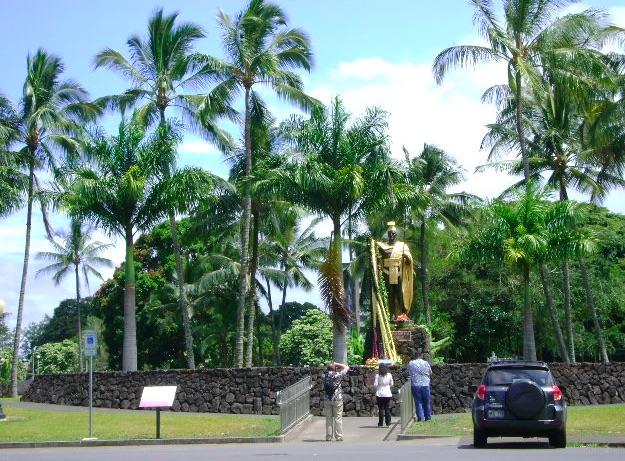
[{"left": 1, "top": 0, "right": 625, "bottom": 330}]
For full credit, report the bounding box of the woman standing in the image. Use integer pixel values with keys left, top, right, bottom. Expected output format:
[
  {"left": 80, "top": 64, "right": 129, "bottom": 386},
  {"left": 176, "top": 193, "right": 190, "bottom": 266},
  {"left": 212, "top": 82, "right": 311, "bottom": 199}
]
[{"left": 374, "top": 363, "right": 394, "bottom": 427}]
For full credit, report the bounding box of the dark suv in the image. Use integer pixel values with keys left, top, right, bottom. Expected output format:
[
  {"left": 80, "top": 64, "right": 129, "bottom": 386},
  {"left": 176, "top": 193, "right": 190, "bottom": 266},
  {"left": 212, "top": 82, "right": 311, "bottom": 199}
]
[{"left": 471, "top": 360, "right": 567, "bottom": 448}]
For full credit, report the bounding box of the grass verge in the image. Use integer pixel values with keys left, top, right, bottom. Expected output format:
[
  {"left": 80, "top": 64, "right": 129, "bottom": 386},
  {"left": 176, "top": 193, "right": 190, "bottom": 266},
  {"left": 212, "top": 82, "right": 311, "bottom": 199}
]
[
  {"left": 0, "top": 400, "right": 280, "bottom": 442},
  {"left": 408, "top": 404, "right": 625, "bottom": 438}
]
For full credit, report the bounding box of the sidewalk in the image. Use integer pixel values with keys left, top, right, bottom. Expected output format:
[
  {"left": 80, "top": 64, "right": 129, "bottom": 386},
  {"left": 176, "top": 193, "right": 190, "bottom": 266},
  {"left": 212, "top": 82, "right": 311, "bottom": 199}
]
[{"left": 291, "top": 416, "right": 401, "bottom": 443}]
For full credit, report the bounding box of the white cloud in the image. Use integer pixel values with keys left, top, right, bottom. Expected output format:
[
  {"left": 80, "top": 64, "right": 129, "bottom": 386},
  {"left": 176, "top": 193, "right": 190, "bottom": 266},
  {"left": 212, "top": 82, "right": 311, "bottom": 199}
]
[
  {"left": 179, "top": 140, "right": 218, "bottom": 155},
  {"left": 311, "top": 56, "right": 515, "bottom": 200}
]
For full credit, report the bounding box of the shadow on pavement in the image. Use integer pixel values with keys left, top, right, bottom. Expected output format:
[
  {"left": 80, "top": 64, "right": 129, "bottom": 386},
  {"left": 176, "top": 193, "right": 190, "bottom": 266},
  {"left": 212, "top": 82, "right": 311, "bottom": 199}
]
[{"left": 458, "top": 441, "right": 552, "bottom": 449}]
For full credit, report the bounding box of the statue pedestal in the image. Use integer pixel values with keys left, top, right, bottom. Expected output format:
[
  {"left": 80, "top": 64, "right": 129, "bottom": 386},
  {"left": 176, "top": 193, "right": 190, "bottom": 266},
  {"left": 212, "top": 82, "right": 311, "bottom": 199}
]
[{"left": 391, "top": 325, "right": 431, "bottom": 365}]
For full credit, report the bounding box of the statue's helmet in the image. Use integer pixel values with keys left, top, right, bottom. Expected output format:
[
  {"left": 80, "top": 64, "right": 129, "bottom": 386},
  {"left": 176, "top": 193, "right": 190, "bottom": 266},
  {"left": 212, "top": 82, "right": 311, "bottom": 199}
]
[{"left": 386, "top": 221, "right": 397, "bottom": 232}]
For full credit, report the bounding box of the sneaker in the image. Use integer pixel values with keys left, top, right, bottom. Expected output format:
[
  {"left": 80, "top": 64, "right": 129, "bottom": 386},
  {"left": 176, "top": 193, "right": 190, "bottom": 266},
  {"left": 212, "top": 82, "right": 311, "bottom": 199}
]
[
  {"left": 326, "top": 437, "right": 332, "bottom": 441},
  {"left": 336, "top": 438, "right": 343, "bottom": 442}
]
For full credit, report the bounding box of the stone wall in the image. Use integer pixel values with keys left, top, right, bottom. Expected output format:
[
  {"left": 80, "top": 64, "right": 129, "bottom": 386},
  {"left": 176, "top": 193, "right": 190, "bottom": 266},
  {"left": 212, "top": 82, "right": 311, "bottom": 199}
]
[
  {"left": 21, "top": 362, "right": 625, "bottom": 416},
  {"left": 1, "top": 379, "right": 32, "bottom": 397}
]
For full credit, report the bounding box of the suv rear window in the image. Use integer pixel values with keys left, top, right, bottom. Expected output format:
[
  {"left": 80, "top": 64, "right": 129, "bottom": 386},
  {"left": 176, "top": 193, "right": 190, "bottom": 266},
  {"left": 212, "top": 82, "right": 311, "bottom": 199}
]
[{"left": 486, "top": 368, "right": 552, "bottom": 386}]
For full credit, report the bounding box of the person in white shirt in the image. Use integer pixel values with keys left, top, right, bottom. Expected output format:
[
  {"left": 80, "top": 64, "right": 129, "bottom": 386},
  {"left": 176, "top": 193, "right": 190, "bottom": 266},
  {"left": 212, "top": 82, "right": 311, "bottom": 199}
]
[{"left": 373, "top": 363, "right": 394, "bottom": 427}]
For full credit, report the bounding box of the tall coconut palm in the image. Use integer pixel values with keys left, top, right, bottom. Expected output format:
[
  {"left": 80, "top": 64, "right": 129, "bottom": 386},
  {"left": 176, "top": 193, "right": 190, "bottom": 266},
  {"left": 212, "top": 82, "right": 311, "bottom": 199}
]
[
  {"left": 401, "top": 144, "right": 473, "bottom": 324},
  {"left": 95, "top": 9, "right": 234, "bottom": 369},
  {"left": 433, "top": 1, "right": 608, "bottom": 181},
  {"left": 257, "top": 98, "right": 394, "bottom": 362},
  {"left": 35, "top": 219, "right": 112, "bottom": 370},
  {"left": 202, "top": 0, "right": 317, "bottom": 366},
  {"left": 6, "top": 50, "right": 99, "bottom": 396},
  {"left": 225, "top": 107, "right": 282, "bottom": 367},
  {"left": 481, "top": 71, "right": 619, "bottom": 362}
]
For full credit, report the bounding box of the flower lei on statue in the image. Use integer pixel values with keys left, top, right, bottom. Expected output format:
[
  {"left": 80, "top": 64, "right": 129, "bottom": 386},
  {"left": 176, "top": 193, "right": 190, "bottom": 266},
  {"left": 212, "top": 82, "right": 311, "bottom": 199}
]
[{"left": 366, "top": 238, "right": 400, "bottom": 366}]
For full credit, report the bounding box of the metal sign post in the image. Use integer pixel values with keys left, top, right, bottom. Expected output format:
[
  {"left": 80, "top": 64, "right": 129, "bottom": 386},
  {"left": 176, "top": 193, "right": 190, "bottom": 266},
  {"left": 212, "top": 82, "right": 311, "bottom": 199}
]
[{"left": 83, "top": 330, "right": 97, "bottom": 440}]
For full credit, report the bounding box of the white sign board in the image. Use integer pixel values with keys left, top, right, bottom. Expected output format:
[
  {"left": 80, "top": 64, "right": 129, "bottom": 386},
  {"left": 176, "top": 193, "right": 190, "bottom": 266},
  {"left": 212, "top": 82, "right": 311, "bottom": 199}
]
[
  {"left": 139, "top": 386, "right": 178, "bottom": 408},
  {"left": 84, "top": 330, "right": 97, "bottom": 357}
]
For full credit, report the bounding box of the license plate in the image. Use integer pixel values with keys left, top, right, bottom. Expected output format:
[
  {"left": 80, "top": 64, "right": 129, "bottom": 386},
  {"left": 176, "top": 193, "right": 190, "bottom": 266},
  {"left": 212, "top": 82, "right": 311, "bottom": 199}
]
[{"left": 488, "top": 409, "right": 504, "bottom": 419}]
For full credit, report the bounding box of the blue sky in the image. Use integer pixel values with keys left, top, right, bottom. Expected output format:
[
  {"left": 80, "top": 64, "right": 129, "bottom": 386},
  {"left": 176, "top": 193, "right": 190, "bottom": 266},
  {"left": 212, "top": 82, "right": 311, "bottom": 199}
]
[{"left": 1, "top": 0, "right": 625, "bottom": 329}]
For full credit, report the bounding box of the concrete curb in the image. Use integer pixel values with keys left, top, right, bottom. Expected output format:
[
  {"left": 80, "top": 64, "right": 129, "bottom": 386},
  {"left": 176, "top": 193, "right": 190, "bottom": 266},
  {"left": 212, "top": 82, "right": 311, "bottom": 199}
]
[
  {"left": 0, "top": 434, "right": 285, "bottom": 449},
  {"left": 397, "top": 434, "right": 457, "bottom": 441},
  {"left": 396, "top": 433, "right": 625, "bottom": 448}
]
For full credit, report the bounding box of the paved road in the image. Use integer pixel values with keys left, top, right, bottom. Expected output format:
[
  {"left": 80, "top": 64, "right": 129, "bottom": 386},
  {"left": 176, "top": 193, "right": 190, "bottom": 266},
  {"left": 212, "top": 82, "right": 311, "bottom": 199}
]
[{"left": 1, "top": 442, "right": 623, "bottom": 461}]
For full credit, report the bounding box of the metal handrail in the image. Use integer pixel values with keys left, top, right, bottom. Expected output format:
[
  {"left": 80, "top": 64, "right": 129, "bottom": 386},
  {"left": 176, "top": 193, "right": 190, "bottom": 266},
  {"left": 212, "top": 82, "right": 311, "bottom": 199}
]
[
  {"left": 399, "top": 379, "right": 415, "bottom": 432},
  {"left": 276, "top": 376, "right": 312, "bottom": 433}
]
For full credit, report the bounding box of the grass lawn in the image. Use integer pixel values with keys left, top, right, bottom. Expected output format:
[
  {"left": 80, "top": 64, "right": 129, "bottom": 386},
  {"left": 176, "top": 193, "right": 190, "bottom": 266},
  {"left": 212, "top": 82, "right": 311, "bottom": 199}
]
[
  {"left": 0, "top": 400, "right": 280, "bottom": 442},
  {"left": 408, "top": 404, "right": 625, "bottom": 438}
]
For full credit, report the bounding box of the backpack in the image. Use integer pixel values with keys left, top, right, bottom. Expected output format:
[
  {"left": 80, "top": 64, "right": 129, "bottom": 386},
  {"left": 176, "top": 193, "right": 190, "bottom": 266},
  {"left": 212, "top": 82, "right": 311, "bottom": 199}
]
[{"left": 324, "top": 373, "right": 340, "bottom": 399}]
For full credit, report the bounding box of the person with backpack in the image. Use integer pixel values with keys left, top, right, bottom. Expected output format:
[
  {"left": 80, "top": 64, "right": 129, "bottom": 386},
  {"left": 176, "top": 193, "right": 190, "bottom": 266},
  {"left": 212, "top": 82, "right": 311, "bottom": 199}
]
[
  {"left": 373, "top": 363, "right": 394, "bottom": 427},
  {"left": 323, "top": 361, "right": 349, "bottom": 441}
]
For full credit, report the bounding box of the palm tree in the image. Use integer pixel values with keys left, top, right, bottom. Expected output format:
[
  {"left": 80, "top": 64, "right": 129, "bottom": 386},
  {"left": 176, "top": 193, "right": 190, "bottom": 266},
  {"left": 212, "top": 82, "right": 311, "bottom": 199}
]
[
  {"left": 68, "top": 120, "right": 184, "bottom": 371},
  {"left": 36, "top": 219, "right": 112, "bottom": 370},
  {"left": 94, "top": 9, "right": 234, "bottom": 369},
  {"left": 481, "top": 69, "right": 620, "bottom": 362},
  {"left": 258, "top": 97, "right": 394, "bottom": 362},
  {"left": 265, "top": 209, "right": 325, "bottom": 364},
  {"left": 546, "top": 201, "right": 607, "bottom": 362},
  {"left": 6, "top": 50, "right": 99, "bottom": 396},
  {"left": 433, "top": 1, "right": 608, "bottom": 181},
  {"left": 402, "top": 144, "right": 472, "bottom": 324},
  {"left": 457, "top": 183, "right": 562, "bottom": 360},
  {"left": 202, "top": 0, "right": 318, "bottom": 367},
  {"left": 0, "top": 96, "right": 25, "bottom": 217}
]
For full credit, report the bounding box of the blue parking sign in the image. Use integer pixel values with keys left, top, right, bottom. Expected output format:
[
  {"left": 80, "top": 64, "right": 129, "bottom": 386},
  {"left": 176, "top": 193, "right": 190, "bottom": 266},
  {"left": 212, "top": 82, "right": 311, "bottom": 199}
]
[{"left": 84, "top": 330, "right": 97, "bottom": 357}]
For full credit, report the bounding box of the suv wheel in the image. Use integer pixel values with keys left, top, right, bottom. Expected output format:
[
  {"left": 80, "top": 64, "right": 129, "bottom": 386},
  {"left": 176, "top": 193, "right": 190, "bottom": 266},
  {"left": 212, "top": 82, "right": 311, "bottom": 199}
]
[
  {"left": 549, "top": 429, "right": 566, "bottom": 448},
  {"left": 473, "top": 427, "right": 487, "bottom": 448}
]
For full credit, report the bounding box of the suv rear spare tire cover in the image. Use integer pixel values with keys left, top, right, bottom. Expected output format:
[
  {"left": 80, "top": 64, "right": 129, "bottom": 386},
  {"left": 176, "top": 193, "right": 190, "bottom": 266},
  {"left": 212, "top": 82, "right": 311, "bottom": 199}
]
[{"left": 506, "top": 380, "right": 546, "bottom": 419}]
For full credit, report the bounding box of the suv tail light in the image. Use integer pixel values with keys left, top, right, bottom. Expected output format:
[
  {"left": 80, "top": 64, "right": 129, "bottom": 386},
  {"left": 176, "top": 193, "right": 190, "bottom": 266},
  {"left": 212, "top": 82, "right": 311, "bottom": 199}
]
[
  {"left": 476, "top": 385, "right": 487, "bottom": 400},
  {"left": 552, "top": 385, "right": 563, "bottom": 401}
]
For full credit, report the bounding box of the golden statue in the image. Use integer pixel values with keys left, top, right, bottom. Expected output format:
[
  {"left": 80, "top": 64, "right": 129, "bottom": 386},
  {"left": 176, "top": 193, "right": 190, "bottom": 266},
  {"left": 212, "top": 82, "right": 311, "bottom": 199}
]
[{"left": 374, "top": 221, "right": 414, "bottom": 318}]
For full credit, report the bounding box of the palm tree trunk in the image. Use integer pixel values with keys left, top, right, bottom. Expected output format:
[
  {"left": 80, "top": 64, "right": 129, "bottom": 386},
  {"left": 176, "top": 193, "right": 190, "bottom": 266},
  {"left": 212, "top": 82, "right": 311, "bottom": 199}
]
[
  {"left": 75, "top": 263, "right": 83, "bottom": 372},
  {"left": 158, "top": 107, "right": 196, "bottom": 370},
  {"left": 420, "top": 215, "right": 431, "bottom": 324},
  {"left": 277, "top": 256, "right": 288, "bottom": 366},
  {"left": 353, "top": 276, "right": 362, "bottom": 332},
  {"left": 169, "top": 212, "right": 195, "bottom": 369},
  {"left": 235, "top": 86, "right": 253, "bottom": 368},
  {"left": 122, "top": 228, "right": 137, "bottom": 371},
  {"left": 514, "top": 67, "right": 530, "bottom": 180},
  {"left": 245, "top": 209, "right": 260, "bottom": 367},
  {"left": 332, "top": 218, "right": 347, "bottom": 364},
  {"left": 522, "top": 265, "right": 536, "bottom": 361},
  {"left": 347, "top": 206, "right": 355, "bottom": 329},
  {"left": 266, "top": 278, "right": 279, "bottom": 366},
  {"left": 255, "top": 301, "right": 263, "bottom": 366},
  {"left": 539, "top": 264, "right": 569, "bottom": 362},
  {"left": 579, "top": 261, "right": 609, "bottom": 363},
  {"left": 562, "top": 260, "right": 576, "bottom": 362},
  {"left": 10, "top": 162, "right": 34, "bottom": 397}
]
